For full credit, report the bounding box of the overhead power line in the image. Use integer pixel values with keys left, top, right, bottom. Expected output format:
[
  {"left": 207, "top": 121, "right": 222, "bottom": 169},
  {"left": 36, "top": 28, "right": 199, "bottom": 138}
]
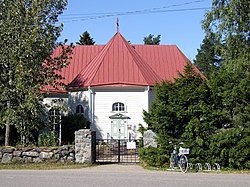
[
  {"left": 61, "top": 7, "right": 211, "bottom": 23},
  {"left": 59, "top": 0, "right": 211, "bottom": 23},
  {"left": 61, "top": 0, "right": 208, "bottom": 17}
]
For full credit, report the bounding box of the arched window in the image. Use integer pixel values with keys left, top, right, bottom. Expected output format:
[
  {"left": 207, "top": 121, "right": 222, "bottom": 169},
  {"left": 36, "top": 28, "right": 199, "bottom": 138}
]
[
  {"left": 112, "top": 102, "right": 125, "bottom": 112},
  {"left": 76, "top": 105, "right": 84, "bottom": 115}
]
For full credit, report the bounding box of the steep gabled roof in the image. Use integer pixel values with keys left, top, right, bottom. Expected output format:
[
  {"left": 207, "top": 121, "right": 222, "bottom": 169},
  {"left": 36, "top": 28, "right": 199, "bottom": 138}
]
[
  {"left": 45, "top": 31, "right": 204, "bottom": 93},
  {"left": 69, "top": 32, "right": 162, "bottom": 88}
]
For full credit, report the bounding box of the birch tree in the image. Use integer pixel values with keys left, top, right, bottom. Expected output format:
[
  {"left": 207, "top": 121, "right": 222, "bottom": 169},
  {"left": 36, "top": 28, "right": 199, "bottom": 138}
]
[{"left": 0, "top": 0, "right": 72, "bottom": 145}]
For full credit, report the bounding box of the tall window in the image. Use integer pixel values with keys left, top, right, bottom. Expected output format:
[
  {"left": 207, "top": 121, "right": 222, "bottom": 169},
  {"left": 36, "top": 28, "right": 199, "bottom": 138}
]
[
  {"left": 112, "top": 102, "right": 125, "bottom": 112},
  {"left": 76, "top": 105, "right": 84, "bottom": 115},
  {"left": 49, "top": 108, "right": 60, "bottom": 131}
]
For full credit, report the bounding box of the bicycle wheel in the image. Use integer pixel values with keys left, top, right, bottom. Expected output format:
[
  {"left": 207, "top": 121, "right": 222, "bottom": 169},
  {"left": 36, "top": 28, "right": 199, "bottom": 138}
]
[{"left": 179, "top": 155, "right": 188, "bottom": 173}]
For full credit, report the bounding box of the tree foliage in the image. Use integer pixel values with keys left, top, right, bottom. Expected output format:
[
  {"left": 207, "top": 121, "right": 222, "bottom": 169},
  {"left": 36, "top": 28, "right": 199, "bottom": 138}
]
[
  {"left": 0, "top": 0, "right": 72, "bottom": 145},
  {"left": 143, "top": 34, "right": 161, "bottom": 45},
  {"left": 142, "top": 61, "right": 249, "bottom": 169},
  {"left": 202, "top": 0, "right": 250, "bottom": 61},
  {"left": 201, "top": 0, "right": 250, "bottom": 168},
  {"left": 143, "top": 64, "right": 219, "bottom": 164},
  {"left": 208, "top": 58, "right": 250, "bottom": 168},
  {"left": 193, "top": 33, "right": 221, "bottom": 78},
  {"left": 141, "top": 0, "right": 249, "bottom": 169},
  {"left": 76, "top": 31, "right": 95, "bottom": 45}
]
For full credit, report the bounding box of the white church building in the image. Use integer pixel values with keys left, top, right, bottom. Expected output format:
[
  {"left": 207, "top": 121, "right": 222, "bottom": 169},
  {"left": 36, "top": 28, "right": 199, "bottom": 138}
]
[{"left": 43, "top": 31, "right": 202, "bottom": 140}]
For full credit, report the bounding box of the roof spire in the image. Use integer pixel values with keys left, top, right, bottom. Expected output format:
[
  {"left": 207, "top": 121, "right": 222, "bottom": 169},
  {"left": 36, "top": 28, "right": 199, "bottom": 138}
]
[{"left": 116, "top": 17, "right": 119, "bottom": 33}]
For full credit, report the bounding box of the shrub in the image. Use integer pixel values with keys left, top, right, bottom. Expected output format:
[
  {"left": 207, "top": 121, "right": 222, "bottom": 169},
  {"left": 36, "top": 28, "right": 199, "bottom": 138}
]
[
  {"left": 38, "top": 131, "right": 58, "bottom": 147},
  {"left": 139, "top": 146, "right": 168, "bottom": 168}
]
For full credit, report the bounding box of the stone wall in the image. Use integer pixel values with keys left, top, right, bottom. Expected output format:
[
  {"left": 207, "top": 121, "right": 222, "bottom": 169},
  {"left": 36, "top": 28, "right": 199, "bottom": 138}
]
[
  {"left": 0, "top": 145, "right": 74, "bottom": 164},
  {"left": 0, "top": 129, "right": 94, "bottom": 164}
]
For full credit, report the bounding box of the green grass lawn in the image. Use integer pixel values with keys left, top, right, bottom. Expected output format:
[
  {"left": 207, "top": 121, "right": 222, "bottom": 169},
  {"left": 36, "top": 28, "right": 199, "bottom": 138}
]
[{"left": 0, "top": 162, "right": 97, "bottom": 170}]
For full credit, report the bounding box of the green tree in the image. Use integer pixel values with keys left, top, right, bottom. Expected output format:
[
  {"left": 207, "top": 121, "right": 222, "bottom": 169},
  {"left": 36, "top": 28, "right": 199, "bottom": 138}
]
[
  {"left": 0, "top": 0, "right": 72, "bottom": 145},
  {"left": 143, "top": 34, "right": 161, "bottom": 45},
  {"left": 141, "top": 62, "right": 249, "bottom": 169},
  {"left": 141, "top": 0, "right": 250, "bottom": 169},
  {"left": 202, "top": 0, "right": 250, "bottom": 61},
  {"left": 208, "top": 58, "right": 250, "bottom": 168},
  {"left": 76, "top": 31, "right": 95, "bottom": 45},
  {"left": 194, "top": 33, "right": 221, "bottom": 78},
  {"left": 143, "top": 64, "right": 218, "bottom": 164},
  {"left": 202, "top": 0, "right": 250, "bottom": 168},
  {"left": 142, "top": 61, "right": 249, "bottom": 168}
]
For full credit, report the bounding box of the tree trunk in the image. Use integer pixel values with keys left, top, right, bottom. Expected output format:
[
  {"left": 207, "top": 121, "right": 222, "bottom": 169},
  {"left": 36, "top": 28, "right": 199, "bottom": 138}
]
[
  {"left": 5, "top": 123, "right": 10, "bottom": 146},
  {"left": 5, "top": 100, "right": 11, "bottom": 146}
]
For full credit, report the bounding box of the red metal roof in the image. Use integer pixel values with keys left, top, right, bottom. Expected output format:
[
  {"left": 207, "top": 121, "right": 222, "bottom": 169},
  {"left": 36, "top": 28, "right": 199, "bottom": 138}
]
[
  {"left": 70, "top": 32, "right": 162, "bottom": 88},
  {"left": 46, "top": 32, "right": 204, "bottom": 92},
  {"left": 44, "top": 45, "right": 103, "bottom": 92},
  {"left": 134, "top": 45, "right": 204, "bottom": 81}
]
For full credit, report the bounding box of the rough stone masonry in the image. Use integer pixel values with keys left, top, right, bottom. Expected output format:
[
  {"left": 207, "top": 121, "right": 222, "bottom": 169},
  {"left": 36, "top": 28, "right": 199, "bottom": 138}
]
[
  {"left": 0, "top": 129, "right": 93, "bottom": 164},
  {"left": 74, "top": 129, "right": 92, "bottom": 163},
  {"left": 0, "top": 146, "right": 74, "bottom": 164}
]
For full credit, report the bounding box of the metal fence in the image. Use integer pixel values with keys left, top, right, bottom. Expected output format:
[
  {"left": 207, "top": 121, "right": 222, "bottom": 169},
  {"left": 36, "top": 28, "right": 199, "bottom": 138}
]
[{"left": 94, "top": 139, "right": 140, "bottom": 163}]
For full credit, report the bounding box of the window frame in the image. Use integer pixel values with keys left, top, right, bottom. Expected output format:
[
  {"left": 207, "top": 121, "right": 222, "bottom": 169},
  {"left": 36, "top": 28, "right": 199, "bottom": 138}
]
[
  {"left": 48, "top": 108, "right": 61, "bottom": 131},
  {"left": 112, "top": 102, "right": 125, "bottom": 112},
  {"left": 76, "top": 104, "right": 84, "bottom": 115}
]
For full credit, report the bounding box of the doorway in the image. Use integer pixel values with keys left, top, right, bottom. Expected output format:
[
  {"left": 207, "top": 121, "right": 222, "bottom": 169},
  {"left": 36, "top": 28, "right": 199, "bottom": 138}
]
[{"left": 109, "top": 113, "right": 130, "bottom": 139}]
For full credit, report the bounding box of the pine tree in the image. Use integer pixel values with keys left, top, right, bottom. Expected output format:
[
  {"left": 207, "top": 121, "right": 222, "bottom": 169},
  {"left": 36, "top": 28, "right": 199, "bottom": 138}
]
[
  {"left": 208, "top": 58, "right": 250, "bottom": 168},
  {"left": 76, "top": 31, "right": 95, "bottom": 45},
  {"left": 143, "top": 64, "right": 218, "bottom": 163},
  {"left": 201, "top": 0, "right": 250, "bottom": 168},
  {"left": 142, "top": 0, "right": 250, "bottom": 169},
  {"left": 194, "top": 33, "right": 221, "bottom": 78},
  {"left": 143, "top": 34, "right": 161, "bottom": 45}
]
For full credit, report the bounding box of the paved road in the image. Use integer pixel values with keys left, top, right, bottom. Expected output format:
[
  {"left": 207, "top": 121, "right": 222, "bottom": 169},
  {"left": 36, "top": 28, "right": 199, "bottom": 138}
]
[{"left": 0, "top": 164, "right": 249, "bottom": 187}]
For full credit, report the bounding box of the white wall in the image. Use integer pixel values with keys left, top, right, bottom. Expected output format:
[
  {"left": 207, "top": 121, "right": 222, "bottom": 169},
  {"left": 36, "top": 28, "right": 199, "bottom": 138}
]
[
  {"left": 68, "top": 90, "right": 90, "bottom": 119},
  {"left": 44, "top": 86, "right": 154, "bottom": 140},
  {"left": 92, "top": 87, "right": 149, "bottom": 139},
  {"left": 148, "top": 87, "right": 155, "bottom": 109},
  {"left": 43, "top": 94, "right": 68, "bottom": 115}
]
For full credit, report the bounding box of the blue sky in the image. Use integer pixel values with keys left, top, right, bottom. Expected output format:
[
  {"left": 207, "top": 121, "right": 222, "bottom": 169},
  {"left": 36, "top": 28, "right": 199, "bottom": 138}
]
[{"left": 58, "top": 0, "right": 212, "bottom": 61}]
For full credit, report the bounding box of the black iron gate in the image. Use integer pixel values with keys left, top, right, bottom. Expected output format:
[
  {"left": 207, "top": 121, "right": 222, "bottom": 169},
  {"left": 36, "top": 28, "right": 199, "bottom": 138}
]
[{"left": 92, "top": 138, "right": 140, "bottom": 163}]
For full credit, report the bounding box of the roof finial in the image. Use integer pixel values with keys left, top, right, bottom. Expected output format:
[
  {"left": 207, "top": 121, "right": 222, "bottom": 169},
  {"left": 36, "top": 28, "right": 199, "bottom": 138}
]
[{"left": 116, "top": 17, "right": 119, "bottom": 33}]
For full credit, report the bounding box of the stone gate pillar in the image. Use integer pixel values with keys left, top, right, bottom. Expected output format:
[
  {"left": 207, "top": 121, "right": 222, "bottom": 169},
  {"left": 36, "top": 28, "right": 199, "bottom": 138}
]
[
  {"left": 143, "top": 130, "right": 157, "bottom": 148},
  {"left": 75, "top": 129, "right": 92, "bottom": 163}
]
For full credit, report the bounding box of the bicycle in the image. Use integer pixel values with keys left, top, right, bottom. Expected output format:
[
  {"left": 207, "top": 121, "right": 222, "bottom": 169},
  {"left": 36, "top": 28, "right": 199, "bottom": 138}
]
[{"left": 170, "top": 144, "right": 190, "bottom": 173}]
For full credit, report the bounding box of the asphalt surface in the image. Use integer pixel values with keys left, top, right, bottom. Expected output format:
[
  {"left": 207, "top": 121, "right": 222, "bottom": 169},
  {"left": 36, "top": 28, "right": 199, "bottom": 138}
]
[{"left": 0, "top": 164, "right": 249, "bottom": 187}]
